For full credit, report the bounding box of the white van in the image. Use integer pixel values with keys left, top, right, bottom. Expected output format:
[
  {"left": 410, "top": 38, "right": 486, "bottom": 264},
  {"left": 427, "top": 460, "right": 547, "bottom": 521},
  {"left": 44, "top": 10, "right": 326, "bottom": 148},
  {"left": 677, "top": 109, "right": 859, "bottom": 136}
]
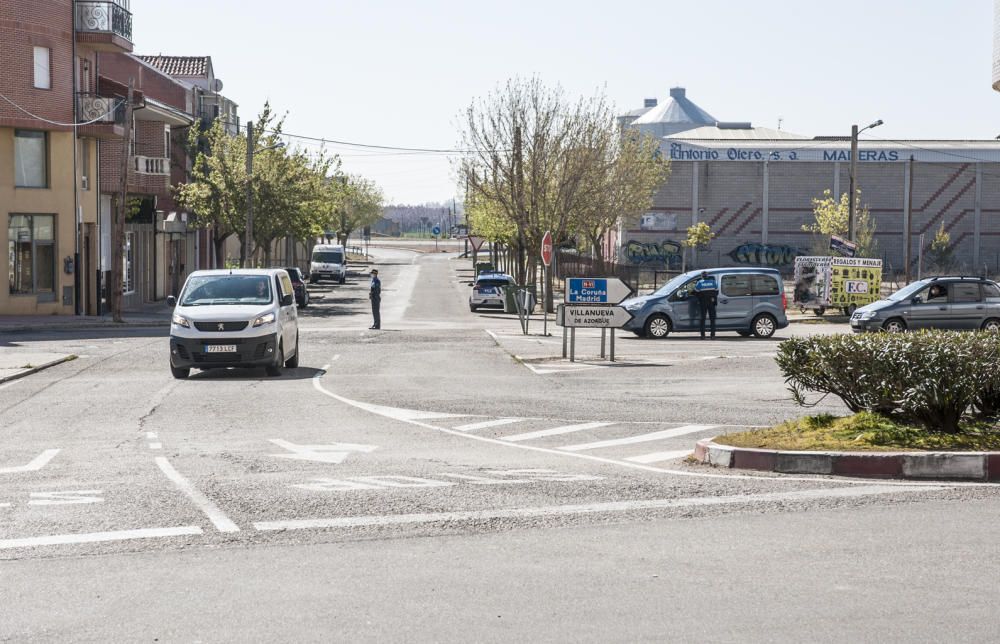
[
  {"left": 167, "top": 269, "right": 300, "bottom": 379},
  {"left": 310, "top": 244, "right": 347, "bottom": 284}
]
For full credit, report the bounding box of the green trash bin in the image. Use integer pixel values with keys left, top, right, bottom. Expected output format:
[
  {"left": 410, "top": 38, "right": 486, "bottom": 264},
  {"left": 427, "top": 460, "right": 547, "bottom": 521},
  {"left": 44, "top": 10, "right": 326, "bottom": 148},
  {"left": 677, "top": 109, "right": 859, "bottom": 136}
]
[
  {"left": 503, "top": 285, "right": 537, "bottom": 314},
  {"left": 475, "top": 262, "right": 495, "bottom": 275}
]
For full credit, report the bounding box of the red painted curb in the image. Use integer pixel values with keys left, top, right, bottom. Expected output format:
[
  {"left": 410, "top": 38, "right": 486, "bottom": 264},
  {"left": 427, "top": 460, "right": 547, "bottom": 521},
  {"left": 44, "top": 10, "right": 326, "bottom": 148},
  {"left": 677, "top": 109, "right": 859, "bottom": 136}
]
[
  {"left": 987, "top": 454, "right": 1000, "bottom": 482},
  {"left": 832, "top": 454, "right": 904, "bottom": 479}
]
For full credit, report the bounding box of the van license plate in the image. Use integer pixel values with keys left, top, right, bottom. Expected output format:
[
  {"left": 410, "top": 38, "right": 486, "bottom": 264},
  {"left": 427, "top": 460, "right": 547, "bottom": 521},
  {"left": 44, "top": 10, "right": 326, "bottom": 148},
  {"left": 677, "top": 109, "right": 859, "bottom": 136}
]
[{"left": 205, "top": 345, "right": 236, "bottom": 353}]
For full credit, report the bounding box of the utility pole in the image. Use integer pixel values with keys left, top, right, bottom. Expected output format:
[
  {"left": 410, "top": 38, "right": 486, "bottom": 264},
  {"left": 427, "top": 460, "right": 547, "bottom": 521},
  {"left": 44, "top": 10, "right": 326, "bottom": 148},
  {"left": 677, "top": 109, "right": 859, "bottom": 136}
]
[
  {"left": 848, "top": 123, "right": 858, "bottom": 242},
  {"left": 513, "top": 124, "right": 525, "bottom": 286},
  {"left": 111, "top": 78, "right": 134, "bottom": 323},
  {"left": 904, "top": 155, "right": 914, "bottom": 284},
  {"left": 244, "top": 120, "right": 254, "bottom": 268}
]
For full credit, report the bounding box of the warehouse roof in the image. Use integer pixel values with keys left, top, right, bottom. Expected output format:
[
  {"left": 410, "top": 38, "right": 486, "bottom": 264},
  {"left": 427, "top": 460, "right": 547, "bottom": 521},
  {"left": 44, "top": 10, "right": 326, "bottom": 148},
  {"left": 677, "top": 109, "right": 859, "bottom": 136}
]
[{"left": 630, "top": 87, "right": 716, "bottom": 126}]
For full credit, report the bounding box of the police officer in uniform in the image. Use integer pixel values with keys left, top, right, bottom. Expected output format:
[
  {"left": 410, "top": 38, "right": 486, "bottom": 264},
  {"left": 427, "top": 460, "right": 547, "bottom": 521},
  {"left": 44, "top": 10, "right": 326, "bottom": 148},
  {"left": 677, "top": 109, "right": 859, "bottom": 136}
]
[
  {"left": 693, "top": 271, "right": 719, "bottom": 339},
  {"left": 369, "top": 269, "right": 381, "bottom": 329}
]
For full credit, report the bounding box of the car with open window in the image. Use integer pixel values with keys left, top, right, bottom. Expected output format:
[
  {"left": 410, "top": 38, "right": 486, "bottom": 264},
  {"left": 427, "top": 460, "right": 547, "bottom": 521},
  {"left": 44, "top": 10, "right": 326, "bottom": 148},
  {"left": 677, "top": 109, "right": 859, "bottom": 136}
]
[
  {"left": 850, "top": 276, "right": 1000, "bottom": 332},
  {"left": 167, "top": 269, "right": 300, "bottom": 379},
  {"left": 619, "top": 267, "right": 789, "bottom": 338}
]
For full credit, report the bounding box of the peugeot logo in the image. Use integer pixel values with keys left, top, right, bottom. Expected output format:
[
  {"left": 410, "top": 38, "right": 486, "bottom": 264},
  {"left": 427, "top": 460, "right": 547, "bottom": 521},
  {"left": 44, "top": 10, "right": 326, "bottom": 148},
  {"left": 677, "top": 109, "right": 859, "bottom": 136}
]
[{"left": 218, "top": 323, "right": 225, "bottom": 331}]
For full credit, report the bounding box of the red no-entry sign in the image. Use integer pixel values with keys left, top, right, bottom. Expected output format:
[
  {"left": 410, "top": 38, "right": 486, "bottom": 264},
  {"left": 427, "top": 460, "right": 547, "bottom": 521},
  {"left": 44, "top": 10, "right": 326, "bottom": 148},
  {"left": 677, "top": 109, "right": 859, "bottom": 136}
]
[{"left": 541, "top": 231, "right": 553, "bottom": 267}]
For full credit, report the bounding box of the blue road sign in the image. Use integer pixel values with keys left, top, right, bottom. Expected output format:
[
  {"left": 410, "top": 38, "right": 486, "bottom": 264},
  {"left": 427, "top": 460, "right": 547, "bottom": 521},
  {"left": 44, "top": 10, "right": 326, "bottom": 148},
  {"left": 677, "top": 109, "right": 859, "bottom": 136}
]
[
  {"left": 432, "top": 225, "right": 442, "bottom": 236},
  {"left": 564, "top": 277, "right": 632, "bottom": 305}
]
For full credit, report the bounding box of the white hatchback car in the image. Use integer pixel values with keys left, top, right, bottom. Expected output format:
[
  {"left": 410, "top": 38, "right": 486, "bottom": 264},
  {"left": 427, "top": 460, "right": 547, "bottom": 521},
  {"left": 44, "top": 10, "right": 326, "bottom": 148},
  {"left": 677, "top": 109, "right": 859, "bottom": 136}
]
[{"left": 167, "top": 269, "right": 300, "bottom": 379}]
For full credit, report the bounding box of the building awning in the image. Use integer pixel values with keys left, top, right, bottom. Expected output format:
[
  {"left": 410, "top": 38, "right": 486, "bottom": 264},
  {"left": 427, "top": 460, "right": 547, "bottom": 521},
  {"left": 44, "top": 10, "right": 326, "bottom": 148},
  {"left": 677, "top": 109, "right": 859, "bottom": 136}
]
[
  {"left": 134, "top": 98, "right": 194, "bottom": 127},
  {"left": 97, "top": 75, "right": 145, "bottom": 104}
]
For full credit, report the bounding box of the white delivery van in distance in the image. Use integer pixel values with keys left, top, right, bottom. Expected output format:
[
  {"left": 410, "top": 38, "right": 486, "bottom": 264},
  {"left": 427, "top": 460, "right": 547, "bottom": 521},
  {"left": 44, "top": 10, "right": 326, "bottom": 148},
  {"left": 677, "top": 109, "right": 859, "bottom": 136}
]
[{"left": 310, "top": 244, "right": 347, "bottom": 284}]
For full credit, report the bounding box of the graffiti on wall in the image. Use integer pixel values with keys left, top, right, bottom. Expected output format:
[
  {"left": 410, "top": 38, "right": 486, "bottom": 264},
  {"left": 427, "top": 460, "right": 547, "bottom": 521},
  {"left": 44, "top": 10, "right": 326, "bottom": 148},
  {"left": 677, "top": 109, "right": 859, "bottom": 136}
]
[
  {"left": 729, "top": 242, "right": 800, "bottom": 267},
  {"left": 624, "top": 239, "right": 683, "bottom": 270}
]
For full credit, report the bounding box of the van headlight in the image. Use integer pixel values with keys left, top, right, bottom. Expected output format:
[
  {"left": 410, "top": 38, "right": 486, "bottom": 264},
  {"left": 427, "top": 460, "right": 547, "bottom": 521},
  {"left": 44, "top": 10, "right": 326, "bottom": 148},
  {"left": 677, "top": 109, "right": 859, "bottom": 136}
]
[
  {"left": 171, "top": 313, "right": 190, "bottom": 328},
  {"left": 859, "top": 310, "right": 877, "bottom": 320},
  {"left": 623, "top": 301, "right": 644, "bottom": 311},
  {"left": 252, "top": 312, "right": 276, "bottom": 327}
]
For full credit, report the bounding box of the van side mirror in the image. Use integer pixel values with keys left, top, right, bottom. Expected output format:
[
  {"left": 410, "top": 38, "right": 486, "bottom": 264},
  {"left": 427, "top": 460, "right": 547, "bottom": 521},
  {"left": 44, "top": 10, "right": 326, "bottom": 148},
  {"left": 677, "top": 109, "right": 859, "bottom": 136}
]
[
  {"left": 281, "top": 294, "right": 294, "bottom": 306},
  {"left": 166, "top": 295, "right": 177, "bottom": 307}
]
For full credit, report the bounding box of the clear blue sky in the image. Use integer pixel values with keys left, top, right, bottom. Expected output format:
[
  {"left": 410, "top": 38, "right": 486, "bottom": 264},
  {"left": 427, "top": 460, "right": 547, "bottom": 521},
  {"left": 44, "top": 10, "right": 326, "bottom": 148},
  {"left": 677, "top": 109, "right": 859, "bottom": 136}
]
[{"left": 133, "top": 0, "right": 996, "bottom": 204}]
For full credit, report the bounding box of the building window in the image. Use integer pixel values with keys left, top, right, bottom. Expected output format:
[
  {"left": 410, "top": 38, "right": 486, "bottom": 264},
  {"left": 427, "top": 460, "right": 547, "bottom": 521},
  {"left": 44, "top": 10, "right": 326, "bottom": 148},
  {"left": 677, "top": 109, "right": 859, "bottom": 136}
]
[
  {"left": 79, "top": 57, "right": 92, "bottom": 93},
  {"left": 123, "top": 231, "right": 135, "bottom": 294},
  {"left": 164, "top": 125, "right": 171, "bottom": 159},
  {"left": 8, "top": 215, "right": 55, "bottom": 296},
  {"left": 14, "top": 130, "right": 48, "bottom": 188},
  {"left": 33, "top": 47, "right": 51, "bottom": 90},
  {"left": 81, "top": 139, "right": 90, "bottom": 190}
]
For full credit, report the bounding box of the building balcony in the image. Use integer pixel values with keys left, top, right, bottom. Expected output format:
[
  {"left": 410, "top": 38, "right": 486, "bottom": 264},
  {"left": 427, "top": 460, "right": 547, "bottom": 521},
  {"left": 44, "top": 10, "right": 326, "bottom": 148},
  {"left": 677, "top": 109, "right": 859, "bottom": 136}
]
[
  {"left": 133, "top": 155, "right": 170, "bottom": 176},
  {"left": 76, "top": 92, "right": 126, "bottom": 139},
  {"left": 75, "top": 0, "right": 133, "bottom": 52}
]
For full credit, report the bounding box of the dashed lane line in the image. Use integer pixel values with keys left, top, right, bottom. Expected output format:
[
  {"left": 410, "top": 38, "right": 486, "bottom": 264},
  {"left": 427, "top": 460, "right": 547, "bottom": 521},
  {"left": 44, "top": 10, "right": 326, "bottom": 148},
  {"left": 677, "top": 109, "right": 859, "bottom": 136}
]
[
  {"left": 0, "top": 526, "right": 203, "bottom": 550},
  {"left": 253, "top": 485, "right": 940, "bottom": 532},
  {"left": 155, "top": 457, "right": 240, "bottom": 533},
  {"left": 0, "top": 449, "right": 60, "bottom": 475}
]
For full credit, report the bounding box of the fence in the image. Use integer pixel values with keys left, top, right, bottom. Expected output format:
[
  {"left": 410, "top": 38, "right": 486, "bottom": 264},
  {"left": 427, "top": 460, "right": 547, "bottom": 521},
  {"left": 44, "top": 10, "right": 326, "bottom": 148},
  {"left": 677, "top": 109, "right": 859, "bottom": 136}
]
[{"left": 554, "top": 251, "right": 679, "bottom": 293}]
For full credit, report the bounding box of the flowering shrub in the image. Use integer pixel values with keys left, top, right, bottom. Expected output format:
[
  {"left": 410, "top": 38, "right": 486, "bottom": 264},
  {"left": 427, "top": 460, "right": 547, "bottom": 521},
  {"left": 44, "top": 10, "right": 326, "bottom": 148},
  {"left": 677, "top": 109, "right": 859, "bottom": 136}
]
[{"left": 776, "top": 331, "right": 1000, "bottom": 434}]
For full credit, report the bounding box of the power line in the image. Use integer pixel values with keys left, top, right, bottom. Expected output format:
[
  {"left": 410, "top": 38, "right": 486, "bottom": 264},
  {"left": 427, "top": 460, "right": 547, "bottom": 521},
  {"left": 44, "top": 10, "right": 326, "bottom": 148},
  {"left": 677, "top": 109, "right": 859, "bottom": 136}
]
[
  {"left": 0, "top": 92, "right": 124, "bottom": 127},
  {"left": 232, "top": 122, "right": 472, "bottom": 154}
]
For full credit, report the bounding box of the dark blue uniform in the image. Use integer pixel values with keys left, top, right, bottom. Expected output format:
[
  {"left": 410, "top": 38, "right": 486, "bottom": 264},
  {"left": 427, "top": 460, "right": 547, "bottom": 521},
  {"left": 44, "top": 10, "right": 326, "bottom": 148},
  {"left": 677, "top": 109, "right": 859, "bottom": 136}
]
[
  {"left": 369, "top": 273, "right": 381, "bottom": 329},
  {"left": 693, "top": 275, "right": 718, "bottom": 338}
]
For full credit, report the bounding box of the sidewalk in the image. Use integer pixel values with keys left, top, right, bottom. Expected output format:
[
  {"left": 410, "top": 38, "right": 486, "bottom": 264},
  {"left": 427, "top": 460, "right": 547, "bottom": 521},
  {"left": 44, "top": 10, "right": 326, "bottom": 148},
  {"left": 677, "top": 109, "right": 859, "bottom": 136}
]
[
  {"left": 0, "top": 301, "right": 171, "bottom": 333},
  {"left": 0, "top": 351, "right": 76, "bottom": 384}
]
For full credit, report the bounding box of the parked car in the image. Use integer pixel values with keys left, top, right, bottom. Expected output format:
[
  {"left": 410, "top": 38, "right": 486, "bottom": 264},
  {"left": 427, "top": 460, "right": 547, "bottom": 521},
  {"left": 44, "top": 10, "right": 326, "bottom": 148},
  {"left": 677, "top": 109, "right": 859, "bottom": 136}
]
[
  {"left": 470, "top": 272, "right": 515, "bottom": 311},
  {"left": 283, "top": 267, "right": 309, "bottom": 308},
  {"left": 620, "top": 267, "right": 789, "bottom": 339},
  {"left": 850, "top": 276, "right": 1000, "bottom": 332},
  {"left": 167, "top": 269, "right": 300, "bottom": 379},
  {"left": 310, "top": 244, "right": 347, "bottom": 284}
]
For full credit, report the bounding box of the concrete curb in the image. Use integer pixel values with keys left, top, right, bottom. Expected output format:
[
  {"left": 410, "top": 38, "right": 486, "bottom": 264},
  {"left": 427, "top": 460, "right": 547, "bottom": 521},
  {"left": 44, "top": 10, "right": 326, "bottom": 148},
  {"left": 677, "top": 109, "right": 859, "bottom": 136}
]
[
  {"left": 0, "top": 321, "right": 168, "bottom": 333},
  {"left": 0, "top": 354, "right": 77, "bottom": 384},
  {"left": 694, "top": 438, "right": 1000, "bottom": 482}
]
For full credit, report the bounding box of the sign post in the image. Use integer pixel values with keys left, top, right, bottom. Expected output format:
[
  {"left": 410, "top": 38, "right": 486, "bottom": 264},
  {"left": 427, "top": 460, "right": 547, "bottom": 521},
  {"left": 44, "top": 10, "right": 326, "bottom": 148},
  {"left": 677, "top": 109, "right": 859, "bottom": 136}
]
[
  {"left": 558, "top": 277, "right": 634, "bottom": 362},
  {"left": 541, "top": 231, "right": 553, "bottom": 336}
]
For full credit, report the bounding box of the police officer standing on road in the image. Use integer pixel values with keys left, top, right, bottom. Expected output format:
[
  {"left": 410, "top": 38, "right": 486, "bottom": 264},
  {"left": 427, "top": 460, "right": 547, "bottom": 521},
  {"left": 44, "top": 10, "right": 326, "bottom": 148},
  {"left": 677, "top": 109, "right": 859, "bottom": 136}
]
[
  {"left": 694, "top": 271, "right": 719, "bottom": 339},
  {"left": 369, "top": 269, "right": 382, "bottom": 330}
]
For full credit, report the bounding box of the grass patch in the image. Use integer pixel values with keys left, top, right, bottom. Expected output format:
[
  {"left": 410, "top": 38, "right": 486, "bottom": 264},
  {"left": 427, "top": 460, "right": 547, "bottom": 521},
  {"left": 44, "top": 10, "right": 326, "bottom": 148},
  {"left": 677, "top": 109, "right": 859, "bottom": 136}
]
[{"left": 716, "top": 412, "right": 1000, "bottom": 451}]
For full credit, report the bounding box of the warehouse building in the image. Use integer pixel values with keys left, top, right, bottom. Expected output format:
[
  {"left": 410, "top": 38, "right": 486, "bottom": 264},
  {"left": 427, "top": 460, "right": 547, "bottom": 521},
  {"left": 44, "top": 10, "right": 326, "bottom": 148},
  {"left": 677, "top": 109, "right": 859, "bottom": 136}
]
[{"left": 615, "top": 88, "right": 1000, "bottom": 276}]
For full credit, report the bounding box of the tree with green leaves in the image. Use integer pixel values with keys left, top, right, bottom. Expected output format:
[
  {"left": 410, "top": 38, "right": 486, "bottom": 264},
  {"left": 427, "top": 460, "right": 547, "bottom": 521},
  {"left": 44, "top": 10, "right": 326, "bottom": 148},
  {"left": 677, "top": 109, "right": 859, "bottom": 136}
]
[
  {"left": 682, "top": 221, "right": 715, "bottom": 271},
  {"left": 927, "top": 223, "right": 955, "bottom": 275},
  {"left": 324, "top": 175, "right": 384, "bottom": 246},
  {"left": 804, "top": 189, "right": 877, "bottom": 258}
]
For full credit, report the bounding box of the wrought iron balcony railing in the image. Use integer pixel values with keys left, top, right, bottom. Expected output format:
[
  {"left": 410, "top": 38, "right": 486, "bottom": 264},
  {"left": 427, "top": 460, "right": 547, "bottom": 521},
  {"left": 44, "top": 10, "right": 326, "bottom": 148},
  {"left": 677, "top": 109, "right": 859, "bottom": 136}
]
[
  {"left": 76, "top": 93, "right": 125, "bottom": 124},
  {"left": 75, "top": 1, "right": 133, "bottom": 42}
]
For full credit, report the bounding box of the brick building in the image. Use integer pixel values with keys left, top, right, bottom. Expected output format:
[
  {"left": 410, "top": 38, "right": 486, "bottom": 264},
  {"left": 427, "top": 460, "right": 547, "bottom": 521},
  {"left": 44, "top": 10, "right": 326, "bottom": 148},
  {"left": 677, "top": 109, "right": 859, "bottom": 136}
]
[
  {"left": 614, "top": 89, "right": 1000, "bottom": 277},
  {"left": 1, "top": 0, "right": 136, "bottom": 315}
]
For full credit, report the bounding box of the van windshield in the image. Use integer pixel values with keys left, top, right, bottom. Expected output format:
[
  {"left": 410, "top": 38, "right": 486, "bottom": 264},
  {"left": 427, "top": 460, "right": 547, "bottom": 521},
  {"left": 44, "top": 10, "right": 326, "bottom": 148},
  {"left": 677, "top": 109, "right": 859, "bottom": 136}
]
[
  {"left": 651, "top": 273, "right": 695, "bottom": 297},
  {"left": 313, "top": 251, "right": 344, "bottom": 264},
  {"left": 888, "top": 280, "right": 929, "bottom": 301},
  {"left": 180, "top": 275, "right": 272, "bottom": 306}
]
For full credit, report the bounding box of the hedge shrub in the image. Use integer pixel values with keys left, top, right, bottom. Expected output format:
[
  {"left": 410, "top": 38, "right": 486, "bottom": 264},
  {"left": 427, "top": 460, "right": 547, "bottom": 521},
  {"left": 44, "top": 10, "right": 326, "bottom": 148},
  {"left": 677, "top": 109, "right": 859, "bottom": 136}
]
[{"left": 775, "top": 331, "right": 1000, "bottom": 434}]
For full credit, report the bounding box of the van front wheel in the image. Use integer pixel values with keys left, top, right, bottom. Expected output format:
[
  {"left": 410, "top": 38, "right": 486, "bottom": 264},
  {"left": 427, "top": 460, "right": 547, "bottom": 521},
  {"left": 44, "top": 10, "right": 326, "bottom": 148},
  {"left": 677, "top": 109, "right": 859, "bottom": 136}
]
[{"left": 644, "top": 314, "right": 671, "bottom": 339}]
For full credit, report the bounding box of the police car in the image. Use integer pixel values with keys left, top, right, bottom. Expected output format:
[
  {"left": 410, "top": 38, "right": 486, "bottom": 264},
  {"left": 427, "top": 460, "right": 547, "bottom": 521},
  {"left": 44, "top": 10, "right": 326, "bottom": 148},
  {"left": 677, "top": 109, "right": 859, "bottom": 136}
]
[{"left": 469, "top": 272, "right": 515, "bottom": 311}]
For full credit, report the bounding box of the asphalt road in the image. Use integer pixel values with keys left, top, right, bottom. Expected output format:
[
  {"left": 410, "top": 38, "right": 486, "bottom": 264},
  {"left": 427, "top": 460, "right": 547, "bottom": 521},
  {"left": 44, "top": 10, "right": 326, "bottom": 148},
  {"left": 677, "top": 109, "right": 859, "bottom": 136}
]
[{"left": 2, "top": 245, "right": 998, "bottom": 642}]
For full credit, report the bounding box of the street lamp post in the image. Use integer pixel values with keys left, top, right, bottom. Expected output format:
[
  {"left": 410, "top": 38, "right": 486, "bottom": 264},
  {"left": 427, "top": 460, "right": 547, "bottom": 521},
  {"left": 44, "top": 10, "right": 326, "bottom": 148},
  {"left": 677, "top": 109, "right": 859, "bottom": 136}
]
[
  {"left": 847, "top": 119, "right": 884, "bottom": 242},
  {"left": 243, "top": 120, "right": 285, "bottom": 268}
]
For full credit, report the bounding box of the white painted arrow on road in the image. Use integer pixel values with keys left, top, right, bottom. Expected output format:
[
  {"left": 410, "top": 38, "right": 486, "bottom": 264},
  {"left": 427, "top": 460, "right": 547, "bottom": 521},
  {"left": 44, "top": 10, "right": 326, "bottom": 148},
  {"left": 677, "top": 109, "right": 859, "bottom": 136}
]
[
  {"left": 268, "top": 439, "right": 378, "bottom": 465},
  {"left": 0, "top": 449, "right": 60, "bottom": 474}
]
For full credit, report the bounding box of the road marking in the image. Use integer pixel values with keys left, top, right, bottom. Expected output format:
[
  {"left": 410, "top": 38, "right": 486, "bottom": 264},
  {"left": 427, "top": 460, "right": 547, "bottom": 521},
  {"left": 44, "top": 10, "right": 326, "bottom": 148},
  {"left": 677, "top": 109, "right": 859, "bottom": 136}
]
[
  {"left": 0, "top": 526, "right": 203, "bottom": 550},
  {"left": 311, "top": 367, "right": 979, "bottom": 486},
  {"left": 269, "top": 439, "right": 378, "bottom": 464},
  {"left": 155, "top": 457, "right": 240, "bottom": 533},
  {"left": 254, "top": 485, "right": 939, "bottom": 532},
  {"left": 521, "top": 361, "right": 605, "bottom": 375},
  {"left": 625, "top": 450, "right": 694, "bottom": 464},
  {"left": 453, "top": 418, "right": 523, "bottom": 432},
  {"left": 502, "top": 422, "right": 612, "bottom": 443},
  {"left": 0, "top": 449, "right": 60, "bottom": 475},
  {"left": 28, "top": 490, "right": 103, "bottom": 505},
  {"left": 146, "top": 432, "right": 158, "bottom": 439},
  {"left": 148, "top": 442, "right": 163, "bottom": 450},
  {"left": 561, "top": 425, "right": 717, "bottom": 452}
]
